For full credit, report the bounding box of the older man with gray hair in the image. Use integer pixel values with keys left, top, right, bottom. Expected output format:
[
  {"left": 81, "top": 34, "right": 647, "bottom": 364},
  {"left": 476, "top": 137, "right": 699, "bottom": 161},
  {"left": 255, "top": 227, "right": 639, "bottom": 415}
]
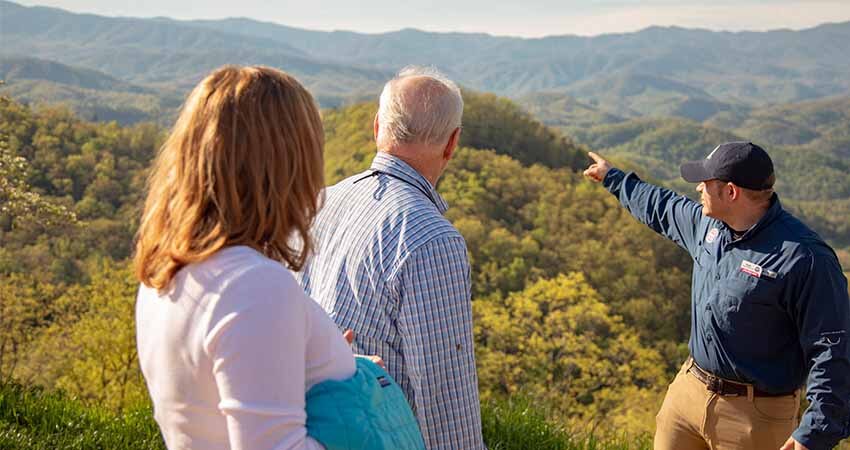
[{"left": 296, "top": 66, "right": 485, "bottom": 449}]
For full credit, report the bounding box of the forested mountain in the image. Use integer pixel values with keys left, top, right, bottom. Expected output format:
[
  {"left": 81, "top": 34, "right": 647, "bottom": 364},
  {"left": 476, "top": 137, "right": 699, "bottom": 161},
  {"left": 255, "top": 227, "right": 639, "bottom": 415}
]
[
  {"left": 0, "top": 56, "right": 182, "bottom": 124},
  {"left": 3, "top": 0, "right": 850, "bottom": 112},
  {"left": 0, "top": 57, "right": 148, "bottom": 93},
  {"left": 524, "top": 91, "right": 850, "bottom": 155},
  {"left": 1, "top": 92, "right": 848, "bottom": 446},
  {"left": 557, "top": 72, "right": 745, "bottom": 121},
  {"left": 707, "top": 95, "right": 850, "bottom": 157},
  {"left": 0, "top": 1, "right": 389, "bottom": 106},
  {"left": 1, "top": 1, "right": 849, "bottom": 445},
  {"left": 0, "top": 92, "right": 695, "bottom": 436},
  {"left": 184, "top": 16, "right": 850, "bottom": 104},
  {"left": 523, "top": 93, "right": 850, "bottom": 248},
  {"left": 520, "top": 92, "right": 625, "bottom": 130}
]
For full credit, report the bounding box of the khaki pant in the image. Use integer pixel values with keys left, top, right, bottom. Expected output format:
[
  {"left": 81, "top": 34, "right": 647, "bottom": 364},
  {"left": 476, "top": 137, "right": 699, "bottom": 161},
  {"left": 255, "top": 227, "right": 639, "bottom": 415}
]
[{"left": 654, "top": 360, "right": 800, "bottom": 450}]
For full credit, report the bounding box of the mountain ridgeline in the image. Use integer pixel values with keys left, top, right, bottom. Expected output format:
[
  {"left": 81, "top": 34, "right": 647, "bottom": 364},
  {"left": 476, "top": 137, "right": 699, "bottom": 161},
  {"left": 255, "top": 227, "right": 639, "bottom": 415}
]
[
  {"left": 3, "top": 0, "right": 850, "bottom": 118},
  {"left": 322, "top": 92, "right": 587, "bottom": 183}
]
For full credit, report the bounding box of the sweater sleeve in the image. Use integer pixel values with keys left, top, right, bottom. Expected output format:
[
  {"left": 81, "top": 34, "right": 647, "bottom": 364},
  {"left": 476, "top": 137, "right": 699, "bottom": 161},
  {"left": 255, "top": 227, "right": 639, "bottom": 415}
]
[{"left": 203, "top": 267, "right": 325, "bottom": 450}]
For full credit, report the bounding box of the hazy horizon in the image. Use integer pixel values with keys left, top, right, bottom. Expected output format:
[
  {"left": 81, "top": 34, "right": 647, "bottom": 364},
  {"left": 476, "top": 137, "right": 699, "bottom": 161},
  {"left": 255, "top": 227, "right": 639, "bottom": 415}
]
[{"left": 10, "top": 0, "right": 850, "bottom": 38}]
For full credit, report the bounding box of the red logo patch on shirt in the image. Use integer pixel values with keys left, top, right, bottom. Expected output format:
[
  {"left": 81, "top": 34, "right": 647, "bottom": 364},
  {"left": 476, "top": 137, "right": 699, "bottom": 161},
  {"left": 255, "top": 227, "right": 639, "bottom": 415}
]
[
  {"left": 740, "top": 260, "right": 763, "bottom": 278},
  {"left": 706, "top": 228, "right": 719, "bottom": 244}
]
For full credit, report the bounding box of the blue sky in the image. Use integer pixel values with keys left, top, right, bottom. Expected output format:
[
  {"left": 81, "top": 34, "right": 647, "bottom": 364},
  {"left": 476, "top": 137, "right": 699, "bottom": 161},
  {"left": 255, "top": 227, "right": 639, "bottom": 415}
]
[{"left": 15, "top": 0, "right": 850, "bottom": 37}]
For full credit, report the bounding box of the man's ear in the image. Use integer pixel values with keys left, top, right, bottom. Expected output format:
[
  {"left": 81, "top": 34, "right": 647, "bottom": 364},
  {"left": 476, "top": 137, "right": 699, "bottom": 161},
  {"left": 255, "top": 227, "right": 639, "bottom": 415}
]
[
  {"left": 373, "top": 114, "right": 380, "bottom": 143},
  {"left": 727, "top": 182, "right": 740, "bottom": 201},
  {"left": 443, "top": 127, "right": 461, "bottom": 160}
]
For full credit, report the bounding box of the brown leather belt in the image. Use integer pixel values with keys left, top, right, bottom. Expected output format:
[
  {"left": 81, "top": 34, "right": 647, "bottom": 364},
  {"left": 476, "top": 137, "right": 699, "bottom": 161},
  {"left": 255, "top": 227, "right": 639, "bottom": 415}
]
[{"left": 688, "top": 360, "right": 795, "bottom": 398}]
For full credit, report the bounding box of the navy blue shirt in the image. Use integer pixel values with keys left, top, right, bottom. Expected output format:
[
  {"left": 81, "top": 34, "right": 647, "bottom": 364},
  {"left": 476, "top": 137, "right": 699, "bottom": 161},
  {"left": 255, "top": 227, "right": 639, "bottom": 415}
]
[{"left": 604, "top": 168, "right": 850, "bottom": 450}]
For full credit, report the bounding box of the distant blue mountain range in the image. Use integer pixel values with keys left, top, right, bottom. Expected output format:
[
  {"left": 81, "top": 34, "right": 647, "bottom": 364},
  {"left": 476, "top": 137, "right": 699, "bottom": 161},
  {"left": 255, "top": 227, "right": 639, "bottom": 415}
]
[{"left": 2, "top": 0, "right": 850, "bottom": 110}]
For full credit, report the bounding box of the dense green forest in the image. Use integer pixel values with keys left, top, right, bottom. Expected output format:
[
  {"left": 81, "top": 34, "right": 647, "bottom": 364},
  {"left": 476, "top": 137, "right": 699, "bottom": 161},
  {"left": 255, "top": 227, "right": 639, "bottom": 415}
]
[
  {"left": 0, "top": 89, "right": 692, "bottom": 437},
  {"left": 1, "top": 90, "right": 848, "bottom": 446}
]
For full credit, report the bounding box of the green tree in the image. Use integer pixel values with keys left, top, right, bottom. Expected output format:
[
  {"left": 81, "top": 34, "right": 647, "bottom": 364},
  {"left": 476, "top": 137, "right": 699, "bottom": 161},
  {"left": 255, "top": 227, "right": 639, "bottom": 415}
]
[
  {"left": 0, "top": 105, "right": 76, "bottom": 228},
  {"left": 474, "top": 273, "right": 667, "bottom": 435},
  {"left": 20, "top": 260, "right": 146, "bottom": 412},
  {"left": 0, "top": 274, "right": 59, "bottom": 380}
]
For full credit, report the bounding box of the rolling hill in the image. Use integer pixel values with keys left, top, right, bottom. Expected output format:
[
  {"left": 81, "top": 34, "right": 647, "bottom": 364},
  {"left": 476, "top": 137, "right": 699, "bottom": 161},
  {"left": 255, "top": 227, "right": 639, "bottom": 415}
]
[
  {"left": 0, "top": 0, "right": 388, "bottom": 104},
  {"left": 3, "top": 0, "right": 850, "bottom": 111},
  {"left": 707, "top": 95, "right": 850, "bottom": 157},
  {"left": 0, "top": 56, "right": 181, "bottom": 123},
  {"left": 0, "top": 57, "right": 148, "bottom": 93}
]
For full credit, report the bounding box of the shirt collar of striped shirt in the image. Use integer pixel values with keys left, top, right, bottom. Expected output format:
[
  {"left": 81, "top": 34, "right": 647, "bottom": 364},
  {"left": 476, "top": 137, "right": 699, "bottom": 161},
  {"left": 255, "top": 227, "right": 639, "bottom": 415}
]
[{"left": 370, "top": 152, "right": 449, "bottom": 214}]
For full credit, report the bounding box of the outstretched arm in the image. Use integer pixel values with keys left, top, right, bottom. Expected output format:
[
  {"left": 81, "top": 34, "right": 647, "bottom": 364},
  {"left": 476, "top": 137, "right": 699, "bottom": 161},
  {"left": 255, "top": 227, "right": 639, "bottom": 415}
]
[{"left": 584, "top": 152, "right": 705, "bottom": 256}]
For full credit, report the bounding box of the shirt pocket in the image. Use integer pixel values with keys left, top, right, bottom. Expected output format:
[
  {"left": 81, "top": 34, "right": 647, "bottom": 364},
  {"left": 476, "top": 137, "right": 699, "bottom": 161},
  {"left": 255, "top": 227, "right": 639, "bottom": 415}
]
[
  {"left": 722, "top": 274, "right": 781, "bottom": 306},
  {"left": 717, "top": 276, "right": 789, "bottom": 356}
]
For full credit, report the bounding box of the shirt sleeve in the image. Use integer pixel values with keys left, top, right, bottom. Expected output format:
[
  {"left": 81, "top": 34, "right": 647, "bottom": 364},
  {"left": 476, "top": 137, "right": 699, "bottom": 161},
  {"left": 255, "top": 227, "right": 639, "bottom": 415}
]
[
  {"left": 790, "top": 247, "right": 850, "bottom": 450},
  {"left": 603, "top": 167, "right": 704, "bottom": 257},
  {"left": 204, "top": 267, "right": 325, "bottom": 450},
  {"left": 394, "top": 234, "right": 485, "bottom": 450}
]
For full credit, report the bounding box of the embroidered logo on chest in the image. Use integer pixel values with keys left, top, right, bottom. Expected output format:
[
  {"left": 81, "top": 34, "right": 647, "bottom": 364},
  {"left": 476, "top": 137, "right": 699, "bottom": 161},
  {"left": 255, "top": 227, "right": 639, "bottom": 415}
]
[
  {"left": 705, "top": 228, "right": 720, "bottom": 244},
  {"left": 740, "top": 260, "right": 763, "bottom": 278}
]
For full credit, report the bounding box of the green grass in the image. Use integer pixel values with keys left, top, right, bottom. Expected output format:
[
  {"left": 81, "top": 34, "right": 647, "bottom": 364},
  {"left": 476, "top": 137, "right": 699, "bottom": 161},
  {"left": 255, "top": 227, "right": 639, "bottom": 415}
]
[
  {"left": 482, "top": 397, "right": 651, "bottom": 450},
  {"left": 0, "top": 381, "right": 649, "bottom": 450},
  {"left": 0, "top": 382, "right": 164, "bottom": 450}
]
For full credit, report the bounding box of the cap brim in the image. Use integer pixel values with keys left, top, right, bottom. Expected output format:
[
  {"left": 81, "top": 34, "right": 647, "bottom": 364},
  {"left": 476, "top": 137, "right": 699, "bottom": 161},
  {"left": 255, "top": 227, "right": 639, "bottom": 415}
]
[{"left": 680, "top": 161, "right": 713, "bottom": 183}]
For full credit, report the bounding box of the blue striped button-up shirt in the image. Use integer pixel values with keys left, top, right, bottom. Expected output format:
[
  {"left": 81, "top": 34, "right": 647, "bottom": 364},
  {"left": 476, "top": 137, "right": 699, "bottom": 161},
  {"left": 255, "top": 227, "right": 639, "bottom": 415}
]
[{"left": 296, "top": 152, "right": 485, "bottom": 450}]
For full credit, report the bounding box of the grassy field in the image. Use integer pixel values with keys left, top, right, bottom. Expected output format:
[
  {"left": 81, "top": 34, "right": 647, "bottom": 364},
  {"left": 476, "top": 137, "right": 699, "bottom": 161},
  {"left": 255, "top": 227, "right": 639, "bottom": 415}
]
[
  {"left": 0, "top": 381, "right": 650, "bottom": 450},
  {"left": 0, "top": 382, "right": 163, "bottom": 450},
  {"left": 481, "top": 398, "right": 651, "bottom": 450}
]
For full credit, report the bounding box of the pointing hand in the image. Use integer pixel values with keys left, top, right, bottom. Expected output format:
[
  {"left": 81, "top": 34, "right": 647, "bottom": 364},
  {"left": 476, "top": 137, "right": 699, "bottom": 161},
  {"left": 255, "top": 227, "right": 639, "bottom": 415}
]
[{"left": 582, "top": 152, "right": 612, "bottom": 183}]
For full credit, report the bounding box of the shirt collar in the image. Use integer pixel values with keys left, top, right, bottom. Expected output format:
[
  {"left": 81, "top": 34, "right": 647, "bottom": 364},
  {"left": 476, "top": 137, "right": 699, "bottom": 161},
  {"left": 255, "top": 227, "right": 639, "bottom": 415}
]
[
  {"left": 369, "top": 152, "right": 449, "bottom": 214},
  {"left": 725, "top": 194, "right": 783, "bottom": 243}
]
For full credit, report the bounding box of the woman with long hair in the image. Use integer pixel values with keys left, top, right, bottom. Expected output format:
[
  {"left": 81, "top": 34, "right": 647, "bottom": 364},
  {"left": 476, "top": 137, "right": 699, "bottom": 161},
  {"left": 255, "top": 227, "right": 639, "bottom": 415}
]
[{"left": 133, "top": 66, "right": 354, "bottom": 449}]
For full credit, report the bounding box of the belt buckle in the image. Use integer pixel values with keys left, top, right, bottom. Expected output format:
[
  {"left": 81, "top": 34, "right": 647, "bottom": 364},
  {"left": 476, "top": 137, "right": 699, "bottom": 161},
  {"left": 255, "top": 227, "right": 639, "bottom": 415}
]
[{"left": 707, "top": 375, "right": 723, "bottom": 394}]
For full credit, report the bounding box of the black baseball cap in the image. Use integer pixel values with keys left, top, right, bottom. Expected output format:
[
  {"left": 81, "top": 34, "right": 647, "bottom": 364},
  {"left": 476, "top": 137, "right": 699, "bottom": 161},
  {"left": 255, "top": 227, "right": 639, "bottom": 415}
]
[{"left": 680, "top": 142, "right": 774, "bottom": 190}]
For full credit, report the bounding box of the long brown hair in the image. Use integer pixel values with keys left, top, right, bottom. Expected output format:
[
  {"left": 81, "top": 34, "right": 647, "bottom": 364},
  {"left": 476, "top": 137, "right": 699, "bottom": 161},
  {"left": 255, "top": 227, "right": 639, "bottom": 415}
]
[{"left": 134, "top": 66, "right": 324, "bottom": 290}]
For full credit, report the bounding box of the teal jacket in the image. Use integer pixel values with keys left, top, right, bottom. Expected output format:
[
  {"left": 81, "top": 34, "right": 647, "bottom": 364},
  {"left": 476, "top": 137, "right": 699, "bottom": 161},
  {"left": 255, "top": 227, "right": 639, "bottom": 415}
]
[{"left": 306, "top": 357, "right": 426, "bottom": 450}]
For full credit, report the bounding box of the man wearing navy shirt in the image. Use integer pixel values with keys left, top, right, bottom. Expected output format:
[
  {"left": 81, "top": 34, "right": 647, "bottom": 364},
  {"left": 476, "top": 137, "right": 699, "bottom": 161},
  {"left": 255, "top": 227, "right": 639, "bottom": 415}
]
[{"left": 584, "top": 142, "right": 850, "bottom": 450}]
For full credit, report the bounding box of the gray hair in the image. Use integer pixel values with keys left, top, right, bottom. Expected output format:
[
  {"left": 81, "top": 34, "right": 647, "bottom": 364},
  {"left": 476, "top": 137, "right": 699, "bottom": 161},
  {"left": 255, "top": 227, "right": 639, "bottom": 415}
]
[{"left": 377, "top": 66, "right": 463, "bottom": 146}]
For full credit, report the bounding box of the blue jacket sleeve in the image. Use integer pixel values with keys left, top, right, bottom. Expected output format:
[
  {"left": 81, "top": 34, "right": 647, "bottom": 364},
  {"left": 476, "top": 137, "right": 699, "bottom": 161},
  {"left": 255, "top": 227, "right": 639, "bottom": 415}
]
[
  {"left": 790, "top": 247, "right": 850, "bottom": 450},
  {"left": 602, "top": 168, "right": 704, "bottom": 257}
]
